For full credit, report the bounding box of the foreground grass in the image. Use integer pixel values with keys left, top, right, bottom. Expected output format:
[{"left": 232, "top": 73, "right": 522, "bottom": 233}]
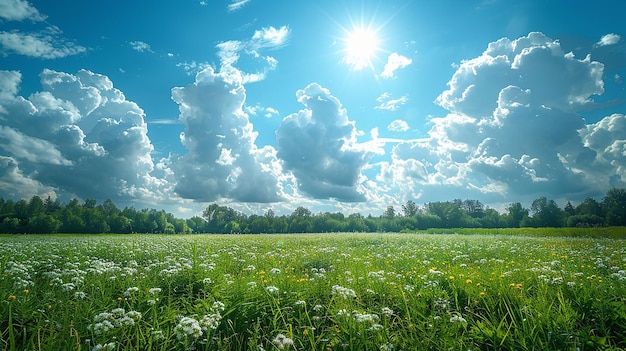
[{"left": 1, "top": 233, "right": 626, "bottom": 350}]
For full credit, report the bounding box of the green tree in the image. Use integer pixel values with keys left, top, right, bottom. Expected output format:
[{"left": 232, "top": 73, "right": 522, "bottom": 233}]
[
  {"left": 603, "top": 188, "right": 626, "bottom": 226},
  {"left": 505, "top": 202, "right": 529, "bottom": 228},
  {"left": 530, "top": 197, "right": 564, "bottom": 227},
  {"left": 401, "top": 200, "right": 418, "bottom": 217}
]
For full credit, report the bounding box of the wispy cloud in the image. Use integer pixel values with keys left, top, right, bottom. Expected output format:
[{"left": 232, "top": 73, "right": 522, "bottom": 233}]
[
  {"left": 0, "top": 27, "right": 86, "bottom": 59},
  {"left": 227, "top": 0, "right": 252, "bottom": 12},
  {"left": 148, "top": 119, "right": 179, "bottom": 125},
  {"left": 375, "top": 93, "right": 408, "bottom": 111},
  {"left": 381, "top": 53, "right": 412, "bottom": 79},
  {"left": 129, "top": 40, "right": 153, "bottom": 53},
  {"left": 215, "top": 25, "right": 290, "bottom": 83}
]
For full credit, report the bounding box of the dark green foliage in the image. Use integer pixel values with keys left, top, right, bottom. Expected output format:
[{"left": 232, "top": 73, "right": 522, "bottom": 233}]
[{"left": 0, "top": 188, "right": 625, "bottom": 234}]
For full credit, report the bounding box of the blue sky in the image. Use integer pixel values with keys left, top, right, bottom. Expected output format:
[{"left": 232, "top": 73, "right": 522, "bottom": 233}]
[{"left": 1, "top": 0, "right": 625, "bottom": 217}]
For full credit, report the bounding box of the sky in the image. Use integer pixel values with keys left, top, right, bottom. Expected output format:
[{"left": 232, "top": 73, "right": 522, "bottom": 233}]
[{"left": 1, "top": 0, "right": 625, "bottom": 218}]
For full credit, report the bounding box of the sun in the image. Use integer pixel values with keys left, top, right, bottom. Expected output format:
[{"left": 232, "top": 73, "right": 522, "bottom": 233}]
[{"left": 342, "top": 27, "right": 381, "bottom": 71}]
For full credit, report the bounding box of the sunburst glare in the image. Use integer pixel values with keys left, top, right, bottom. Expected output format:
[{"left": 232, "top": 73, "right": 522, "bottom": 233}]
[{"left": 343, "top": 27, "right": 381, "bottom": 70}]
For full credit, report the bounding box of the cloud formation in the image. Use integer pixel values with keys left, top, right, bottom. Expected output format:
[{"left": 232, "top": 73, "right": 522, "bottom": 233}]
[
  {"left": 227, "top": 0, "right": 252, "bottom": 12},
  {"left": 0, "top": 69, "right": 165, "bottom": 203},
  {"left": 129, "top": 41, "right": 153, "bottom": 53},
  {"left": 276, "top": 83, "right": 371, "bottom": 201},
  {"left": 381, "top": 53, "right": 412, "bottom": 79},
  {"left": 596, "top": 33, "right": 621, "bottom": 47},
  {"left": 0, "top": 0, "right": 46, "bottom": 21},
  {"left": 375, "top": 92, "right": 408, "bottom": 111},
  {"left": 377, "top": 32, "right": 623, "bottom": 205},
  {"left": 0, "top": 28, "right": 86, "bottom": 59},
  {"left": 387, "top": 120, "right": 410, "bottom": 132},
  {"left": 171, "top": 67, "right": 283, "bottom": 203},
  {"left": 216, "top": 25, "right": 289, "bottom": 83}
]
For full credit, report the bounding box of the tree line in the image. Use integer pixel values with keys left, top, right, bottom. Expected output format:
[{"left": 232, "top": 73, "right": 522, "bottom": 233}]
[{"left": 0, "top": 188, "right": 624, "bottom": 234}]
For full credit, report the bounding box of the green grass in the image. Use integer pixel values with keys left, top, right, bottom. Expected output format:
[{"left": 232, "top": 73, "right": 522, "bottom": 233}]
[
  {"left": 1, "top": 233, "right": 626, "bottom": 350},
  {"left": 417, "top": 227, "right": 626, "bottom": 239}
]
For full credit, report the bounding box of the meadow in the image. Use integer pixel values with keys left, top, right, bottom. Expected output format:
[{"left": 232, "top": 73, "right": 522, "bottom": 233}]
[{"left": 1, "top": 233, "right": 626, "bottom": 350}]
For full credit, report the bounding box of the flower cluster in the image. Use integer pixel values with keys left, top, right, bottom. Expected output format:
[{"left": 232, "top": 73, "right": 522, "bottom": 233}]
[
  {"left": 272, "top": 333, "right": 294, "bottom": 350},
  {"left": 331, "top": 285, "right": 356, "bottom": 299},
  {"left": 88, "top": 308, "right": 142, "bottom": 335},
  {"left": 174, "top": 301, "right": 225, "bottom": 345}
]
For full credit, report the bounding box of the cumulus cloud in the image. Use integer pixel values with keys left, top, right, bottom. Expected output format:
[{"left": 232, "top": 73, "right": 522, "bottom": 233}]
[
  {"left": 381, "top": 53, "right": 412, "bottom": 79},
  {"left": 0, "top": 69, "right": 166, "bottom": 203},
  {"left": 0, "top": 0, "right": 46, "bottom": 21},
  {"left": 0, "top": 27, "right": 86, "bottom": 59},
  {"left": 170, "top": 66, "right": 283, "bottom": 203},
  {"left": 377, "top": 32, "right": 623, "bottom": 205},
  {"left": 276, "top": 83, "right": 372, "bottom": 201},
  {"left": 0, "top": 156, "right": 55, "bottom": 200},
  {"left": 596, "top": 33, "right": 621, "bottom": 47},
  {"left": 387, "top": 120, "right": 410, "bottom": 132},
  {"left": 375, "top": 92, "right": 408, "bottom": 111}
]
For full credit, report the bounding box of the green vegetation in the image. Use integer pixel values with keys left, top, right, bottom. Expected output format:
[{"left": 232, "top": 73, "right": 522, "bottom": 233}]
[
  {"left": 1, "top": 188, "right": 625, "bottom": 234},
  {"left": 1, "top": 233, "right": 626, "bottom": 350}
]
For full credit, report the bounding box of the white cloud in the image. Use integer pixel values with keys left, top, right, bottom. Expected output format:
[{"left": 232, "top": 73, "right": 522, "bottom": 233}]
[
  {"left": 0, "top": 0, "right": 46, "bottom": 21},
  {"left": 0, "top": 68, "right": 168, "bottom": 204},
  {"left": 176, "top": 61, "right": 212, "bottom": 76},
  {"left": 171, "top": 66, "right": 284, "bottom": 202},
  {"left": 387, "top": 120, "right": 410, "bottom": 132},
  {"left": 376, "top": 32, "right": 623, "bottom": 206},
  {"left": 0, "top": 156, "right": 55, "bottom": 200},
  {"left": 596, "top": 33, "right": 621, "bottom": 47},
  {"left": 0, "top": 28, "right": 86, "bottom": 59},
  {"left": 227, "top": 0, "right": 252, "bottom": 12},
  {"left": 215, "top": 26, "right": 289, "bottom": 83},
  {"left": 375, "top": 92, "right": 408, "bottom": 111},
  {"left": 381, "top": 53, "right": 412, "bottom": 79},
  {"left": 275, "top": 83, "right": 372, "bottom": 201},
  {"left": 129, "top": 40, "right": 153, "bottom": 53},
  {"left": 251, "top": 26, "right": 289, "bottom": 49}
]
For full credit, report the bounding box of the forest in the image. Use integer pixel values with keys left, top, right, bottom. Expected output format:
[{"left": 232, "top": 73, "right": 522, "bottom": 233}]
[{"left": 0, "top": 188, "right": 624, "bottom": 234}]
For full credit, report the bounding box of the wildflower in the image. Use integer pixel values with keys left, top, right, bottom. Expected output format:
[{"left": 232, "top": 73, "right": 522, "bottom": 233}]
[
  {"left": 465, "top": 279, "right": 472, "bottom": 284},
  {"left": 370, "top": 323, "right": 383, "bottom": 330},
  {"left": 74, "top": 291, "right": 87, "bottom": 299},
  {"left": 22, "top": 289, "right": 29, "bottom": 294},
  {"left": 380, "top": 343, "right": 394, "bottom": 350},
  {"left": 449, "top": 314, "right": 467, "bottom": 324},
  {"left": 331, "top": 285, "right": 356, "bottom": 299},
  {"left": 8, "top": 295, "right": 16, "bottom": 300},
  {"left": 265, "top": 286, "right": 279, "bottom": 294},
  {"left": 270, "top": 268, "right": 281, "bottom": 274},
  {"left": 480, "top": 291, "right": 486, "bottom": 297},
  {"left": 91, "top": 342, "right": 116, "bottom": 351},
  {"left": 272, "top": 333, "right": 294, "bottom": 350},
  {"left": 124, "top": 287, "right": 139, "bottom": 297},
  {"left": 174, "top": 317, "right": 203, "bottom": 341},
  {"left": 248, "top": 281, "right": 257, "bottom": 289},
  {"left": 295, "top": 300, "right": 306, "bottom": 306},
  {"left": 148, "top": 288, "right": 162, "bottom": 295},
  {"left": 381, "top": 307, "right": 393, "bottom": 317}
]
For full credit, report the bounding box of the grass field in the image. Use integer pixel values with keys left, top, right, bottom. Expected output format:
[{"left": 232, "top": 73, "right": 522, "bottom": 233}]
[{"left": 1, "top": 232, "right": 626, "bottom": 350}]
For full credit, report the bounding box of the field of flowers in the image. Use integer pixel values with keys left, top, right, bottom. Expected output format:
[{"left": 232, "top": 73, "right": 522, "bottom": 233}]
[{"left": 1, "top": 233, "right": 626, "bottom": 350}]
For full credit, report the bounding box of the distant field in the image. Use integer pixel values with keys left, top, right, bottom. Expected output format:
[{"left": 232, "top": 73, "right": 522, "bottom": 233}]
[{"left": 1, "top": 233, "right": 626, "bottom": 350}]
